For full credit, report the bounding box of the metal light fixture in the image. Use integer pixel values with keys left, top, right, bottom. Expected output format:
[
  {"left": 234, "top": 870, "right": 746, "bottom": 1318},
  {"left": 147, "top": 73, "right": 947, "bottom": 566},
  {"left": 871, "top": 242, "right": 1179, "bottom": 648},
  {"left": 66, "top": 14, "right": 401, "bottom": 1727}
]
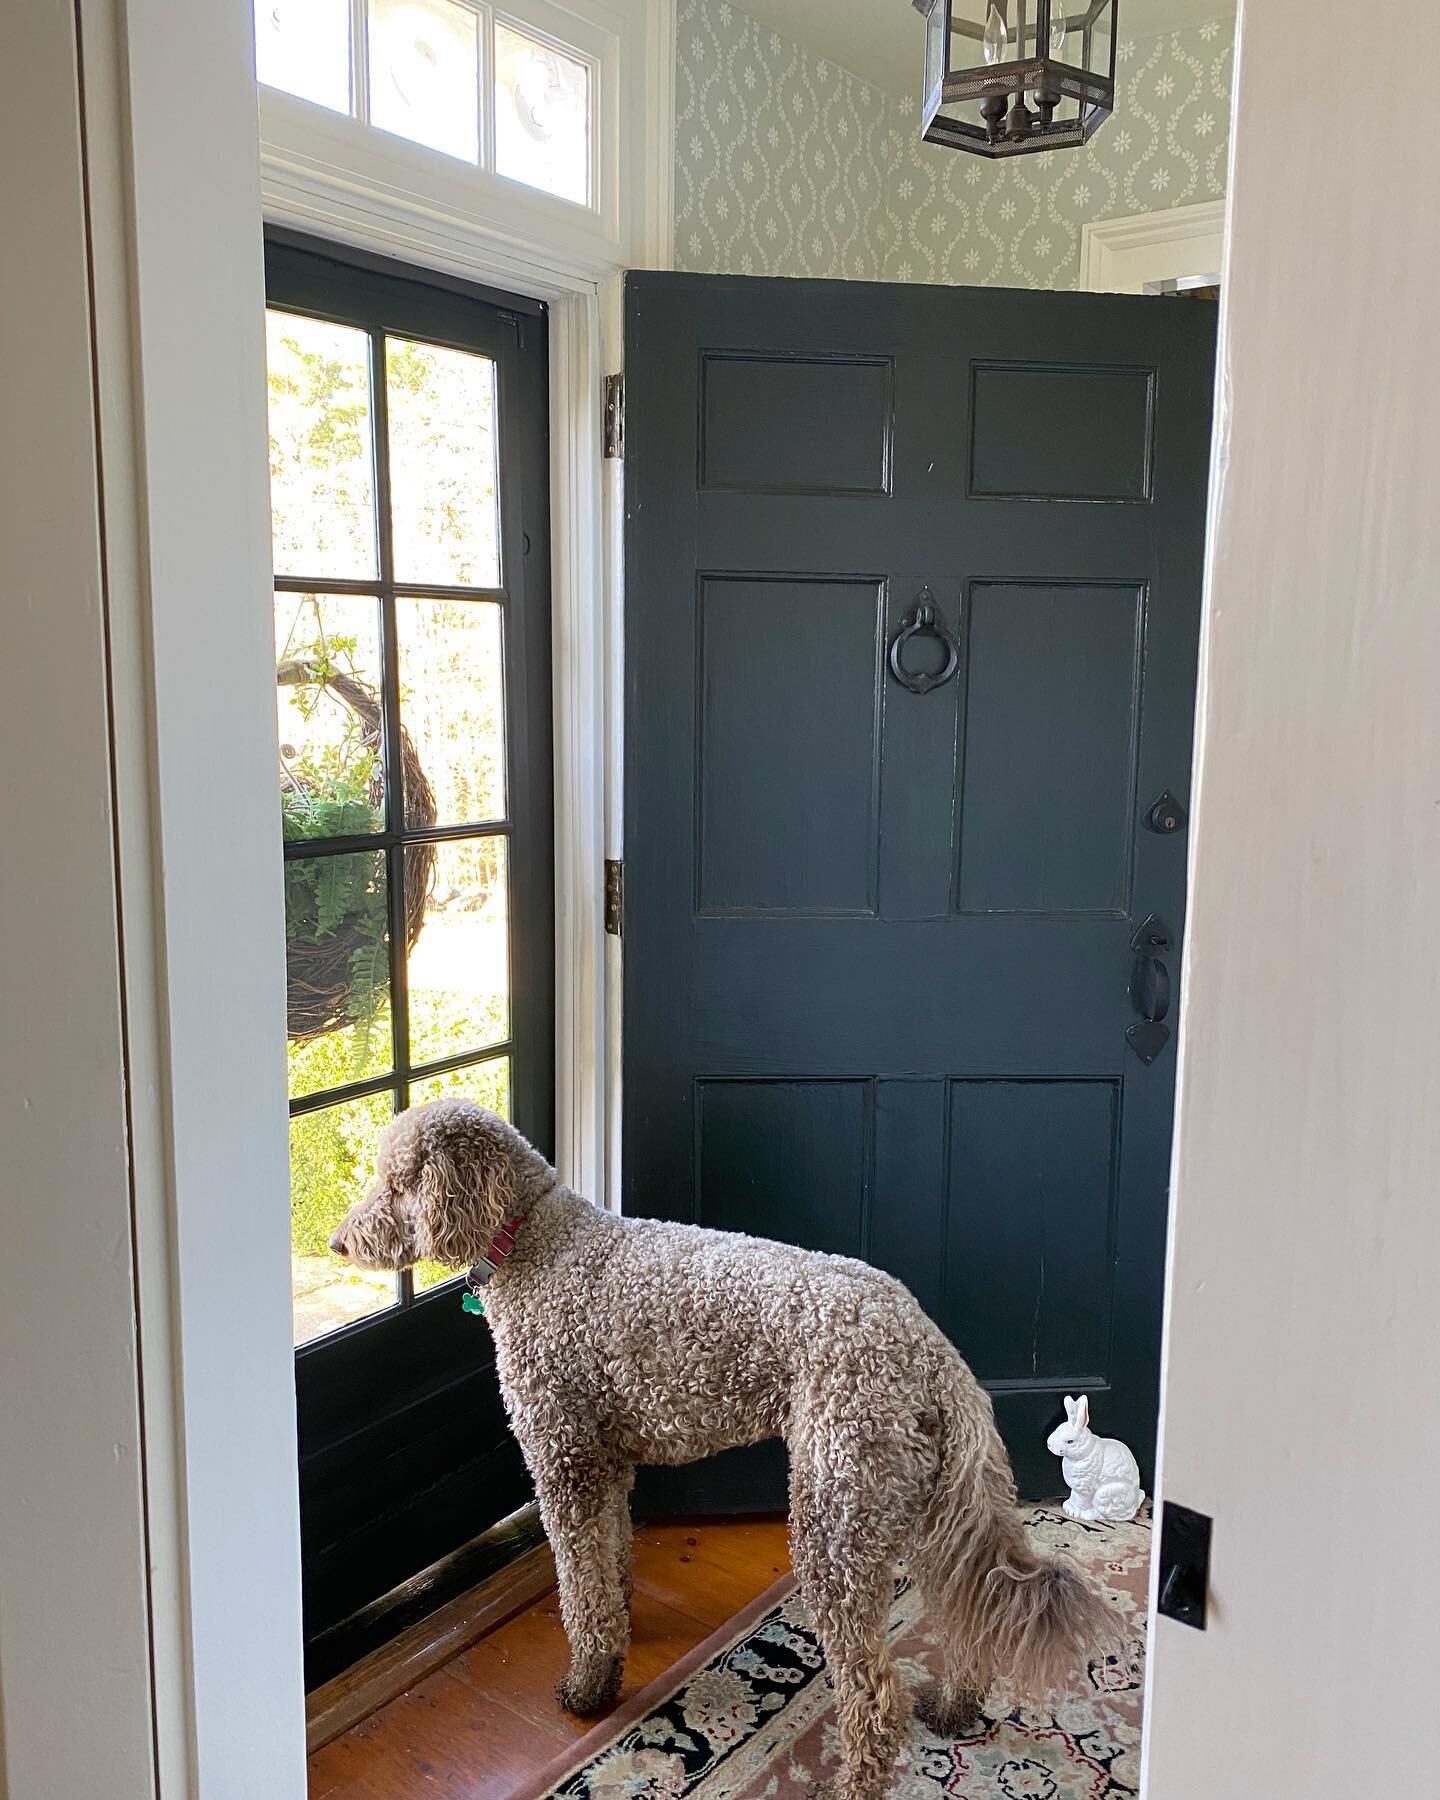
[{"left": 910, "top": 0, "right": 1116, "bottom": 157}]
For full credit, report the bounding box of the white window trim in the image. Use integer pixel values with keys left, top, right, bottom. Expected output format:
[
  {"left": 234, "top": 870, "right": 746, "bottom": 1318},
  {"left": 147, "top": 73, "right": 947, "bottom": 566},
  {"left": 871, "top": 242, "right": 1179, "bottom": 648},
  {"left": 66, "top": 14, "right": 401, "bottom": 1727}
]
[
  {"left": 258, "top": 0, "right": 671, "bottom": 286},
  {"left": 261, "top": 0, "right": 673, "bottom": 1206},
  {"left": 1079, "top": 197, "right": 1226, "bottom": 295}
]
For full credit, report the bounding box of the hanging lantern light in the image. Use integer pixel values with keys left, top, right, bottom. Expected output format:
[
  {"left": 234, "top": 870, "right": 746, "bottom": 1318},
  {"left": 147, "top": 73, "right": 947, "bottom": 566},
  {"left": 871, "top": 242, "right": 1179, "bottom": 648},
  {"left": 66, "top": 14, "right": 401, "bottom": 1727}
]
[{"left": 911, "top": 0, "right": 1116, "bottom": 157}]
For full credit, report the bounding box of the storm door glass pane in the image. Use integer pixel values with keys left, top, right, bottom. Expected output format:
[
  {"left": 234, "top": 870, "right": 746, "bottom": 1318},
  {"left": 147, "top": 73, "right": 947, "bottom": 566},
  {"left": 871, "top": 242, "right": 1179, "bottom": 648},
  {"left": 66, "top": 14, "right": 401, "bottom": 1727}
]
[
  {"left": 275, "top": 591, "right": 387, "bottom": 834},
  {"left": 291, "top": 1091, "right": 398, "bottom": 1345},
  {"left": 254, "top": 0, "right": 352, "bottom": 114},
  {"left": 368, "top": 0, "right": 481, "bottom": 162},
  {"left": 410, "top": 1055, "right": 512, "bottom": 1292},
  {"left": 266, "top": 311, "right": 379, "bottom": 580},
  {"left": 396, "top": 598, "right": 506, "bottom": 828},
  {"left": 385, "top": 336, "right": 501, "bottom": 587},
  {"left": 493, "top": 22, "right": 590, "bottom": 206},
  {"left": 409, "top": 1054, "right": 511, "bottom": 1117},
  {"left": 405, "top": 836, "right": 510, "bottom": 1065},
  {"left": 283, "top": 849, "right": 392, "bottom": 1098}
]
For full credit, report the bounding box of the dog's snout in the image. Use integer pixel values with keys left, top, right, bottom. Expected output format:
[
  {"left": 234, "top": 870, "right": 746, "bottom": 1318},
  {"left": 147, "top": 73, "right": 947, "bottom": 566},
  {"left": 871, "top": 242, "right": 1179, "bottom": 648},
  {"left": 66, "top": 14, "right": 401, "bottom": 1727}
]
[{"left": 328, "top": 1226, "right": 349, "bottom": 1256}]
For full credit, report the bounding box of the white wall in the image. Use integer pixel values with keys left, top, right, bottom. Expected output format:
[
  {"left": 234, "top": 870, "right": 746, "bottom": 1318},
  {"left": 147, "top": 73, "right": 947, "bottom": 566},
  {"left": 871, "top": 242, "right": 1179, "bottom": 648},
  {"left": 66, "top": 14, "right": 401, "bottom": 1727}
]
[
  {"left": 2, "top": 0, "right": 308, "bottom": 1793},
  {"left": 1143, "top": 2, "right": 1440, "bottom": 1792},
  {"left": 0, "top": 7, "right": 155, "bottom": 1791}
]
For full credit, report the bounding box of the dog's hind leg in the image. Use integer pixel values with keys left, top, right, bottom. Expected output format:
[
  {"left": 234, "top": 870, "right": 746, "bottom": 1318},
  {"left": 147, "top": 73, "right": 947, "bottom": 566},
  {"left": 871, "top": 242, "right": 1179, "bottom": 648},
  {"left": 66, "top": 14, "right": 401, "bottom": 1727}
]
[
  {"left": 790, "top": 1453, "right": 910, "bottom": 1800},
  {"left": 536, "top": 1459, "right": 632, "bottom": 1717},
  {"left": 912, "top": 1668, "right": 988, "bottom": 1738}
]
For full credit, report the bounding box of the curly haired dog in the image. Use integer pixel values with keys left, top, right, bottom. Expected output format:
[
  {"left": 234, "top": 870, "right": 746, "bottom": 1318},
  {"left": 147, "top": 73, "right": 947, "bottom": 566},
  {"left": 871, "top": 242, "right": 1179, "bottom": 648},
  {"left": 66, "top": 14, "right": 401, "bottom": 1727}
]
[{"left": 330, "top": 1100, "right": 1119, "bottom": 1800}]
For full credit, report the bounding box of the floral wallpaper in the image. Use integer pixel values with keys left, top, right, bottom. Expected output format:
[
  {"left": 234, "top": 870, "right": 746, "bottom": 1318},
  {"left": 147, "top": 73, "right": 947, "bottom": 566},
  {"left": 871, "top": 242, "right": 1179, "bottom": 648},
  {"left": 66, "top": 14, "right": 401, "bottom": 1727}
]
[{"left": 673, "top": 0, "right": 1234, "bottom": 289}]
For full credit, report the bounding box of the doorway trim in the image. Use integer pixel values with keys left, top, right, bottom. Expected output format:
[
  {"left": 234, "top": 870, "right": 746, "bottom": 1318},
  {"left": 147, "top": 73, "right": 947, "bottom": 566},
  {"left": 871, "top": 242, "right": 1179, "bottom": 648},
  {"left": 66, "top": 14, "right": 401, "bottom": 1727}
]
[{"left": 1079, "top": 198, "right": 1226, "bottom": 296}]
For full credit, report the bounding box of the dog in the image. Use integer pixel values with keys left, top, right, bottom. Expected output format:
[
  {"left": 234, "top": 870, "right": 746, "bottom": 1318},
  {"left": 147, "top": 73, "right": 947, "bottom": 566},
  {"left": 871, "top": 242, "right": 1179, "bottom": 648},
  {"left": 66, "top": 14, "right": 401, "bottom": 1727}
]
[{"left": 329, "top": 1100, "right": 1119, "bottom": 1800}]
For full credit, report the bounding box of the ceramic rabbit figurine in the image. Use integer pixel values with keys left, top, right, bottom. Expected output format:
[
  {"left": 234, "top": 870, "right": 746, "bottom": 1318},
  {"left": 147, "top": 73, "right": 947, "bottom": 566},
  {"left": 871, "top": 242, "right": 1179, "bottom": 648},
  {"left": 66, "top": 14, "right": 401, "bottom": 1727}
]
[{"left": 1046, "top": 1395, "right": 1144, "bottom": 1523}]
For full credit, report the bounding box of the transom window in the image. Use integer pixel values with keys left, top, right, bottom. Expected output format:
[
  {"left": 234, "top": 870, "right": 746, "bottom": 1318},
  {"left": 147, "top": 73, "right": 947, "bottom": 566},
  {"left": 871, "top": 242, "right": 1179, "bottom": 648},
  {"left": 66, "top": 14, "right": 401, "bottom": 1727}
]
[
  {"left": 254, "top": 0, "right": 593, "bottom": 207},
  {"left": 266, "top": 242, "right": 553, "bottom": 1348}
]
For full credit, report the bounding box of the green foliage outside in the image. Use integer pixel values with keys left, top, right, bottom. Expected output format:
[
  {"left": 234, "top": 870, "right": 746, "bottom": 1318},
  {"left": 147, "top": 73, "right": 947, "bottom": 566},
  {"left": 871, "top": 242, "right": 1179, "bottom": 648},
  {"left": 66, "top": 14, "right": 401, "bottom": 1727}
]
[
  {"left": 268, "top": 313, "right": 510, "bottom": 1295},
  {"left": 278, "top": 633, "right": 511, "bottom": 1269}
]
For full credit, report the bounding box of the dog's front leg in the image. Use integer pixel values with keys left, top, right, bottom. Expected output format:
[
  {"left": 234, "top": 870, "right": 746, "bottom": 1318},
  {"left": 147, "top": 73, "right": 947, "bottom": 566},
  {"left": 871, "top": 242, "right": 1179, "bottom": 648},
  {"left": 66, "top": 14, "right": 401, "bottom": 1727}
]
[{"left": 536, "top": 1461, "right": 632, "bottom": 1717}]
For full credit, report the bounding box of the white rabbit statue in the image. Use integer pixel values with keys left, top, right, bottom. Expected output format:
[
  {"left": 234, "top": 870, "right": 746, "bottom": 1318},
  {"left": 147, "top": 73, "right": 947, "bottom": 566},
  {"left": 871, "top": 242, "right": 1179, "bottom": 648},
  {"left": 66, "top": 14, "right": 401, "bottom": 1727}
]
[{"left": 1046, "top": 1395, "right": 1144, "bottom": 1523}]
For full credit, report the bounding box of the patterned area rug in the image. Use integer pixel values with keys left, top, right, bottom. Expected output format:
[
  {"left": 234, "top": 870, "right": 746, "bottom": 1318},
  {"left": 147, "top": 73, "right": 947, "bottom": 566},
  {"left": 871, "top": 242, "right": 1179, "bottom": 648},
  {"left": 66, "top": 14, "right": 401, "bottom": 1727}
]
[{"left": 519, "top": 1507, "right": 1150, "bottom": 1800}]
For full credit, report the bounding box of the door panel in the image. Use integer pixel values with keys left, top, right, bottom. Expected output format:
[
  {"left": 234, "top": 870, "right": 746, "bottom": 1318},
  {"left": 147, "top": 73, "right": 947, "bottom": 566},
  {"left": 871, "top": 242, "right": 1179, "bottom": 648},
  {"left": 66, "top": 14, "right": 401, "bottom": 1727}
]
[
  {"left": 625, "top": 273, "right": 1214, "bottom": 1509},
  {"left": 696, "top": 1079, "right": 870, "bottom": 1257},
  {"left": 956, "top": 582, "right": 1143, "bottom": 916},
  {"left": 943, "top": 1079, "right": 1118, "bottom": 1384},
  {"left": 700, "top": 353, "right": 894, "bottom": 494},
  {"left": 698, "top": 577, "right": 883, "bottom": 914},
  {"left": 968, "top": 363, "right": 1155, "bottom": 501}
]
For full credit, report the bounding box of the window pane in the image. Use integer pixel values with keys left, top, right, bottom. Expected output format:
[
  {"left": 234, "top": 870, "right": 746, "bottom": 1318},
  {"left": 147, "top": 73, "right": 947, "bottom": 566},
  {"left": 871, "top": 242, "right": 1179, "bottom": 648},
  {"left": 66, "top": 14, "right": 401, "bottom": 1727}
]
[
  {"left": 410, "top": 1055, "right": 512, "bottom": 1292},
  {"left": 266, "top": 310, "right": 379, "bottom": 580},
  {"left": 284, "top": 849, "right": 392, "bottom": 1096},
  {"left": 368, "top": 0, "right": 480, "bottom": 162},
  {"left": 494, "top": 22, "right": 590, "bottom": 207},
  {"left": 291, "top": 1091, "right": 398, "bottom": 1346},
  {"left": 385, "top": 337, "right": 501, "bottom": 587},
  {"left": 406, "top": 836, "right": 509, "bottom": 1065},
  {"left": 254, "top": 0, "right": 352, "bottom": 114},
  {"left": 397, "top": 598, "right": 506, "bottom": 828},
  {"left": 409, "top": 1054, "right": 511, "bottom": 1116},
  {"left": 276, "top": 591, "right": 386, "bottom": 837}
]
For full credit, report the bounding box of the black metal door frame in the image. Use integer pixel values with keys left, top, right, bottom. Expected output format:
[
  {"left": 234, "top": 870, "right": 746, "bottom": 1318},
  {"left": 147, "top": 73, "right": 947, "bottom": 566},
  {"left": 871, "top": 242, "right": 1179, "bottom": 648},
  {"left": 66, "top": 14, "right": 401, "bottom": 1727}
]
[{"left": 265, "top": 233, "right": 554, "bottom": 1683}]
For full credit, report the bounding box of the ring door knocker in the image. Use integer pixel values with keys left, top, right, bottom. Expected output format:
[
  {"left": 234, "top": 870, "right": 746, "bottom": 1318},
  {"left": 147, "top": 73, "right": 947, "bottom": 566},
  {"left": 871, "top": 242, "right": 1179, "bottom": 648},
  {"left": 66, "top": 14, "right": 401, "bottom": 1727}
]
[{"left": 889, "top": 588, "right": 960, "bottom": 696}]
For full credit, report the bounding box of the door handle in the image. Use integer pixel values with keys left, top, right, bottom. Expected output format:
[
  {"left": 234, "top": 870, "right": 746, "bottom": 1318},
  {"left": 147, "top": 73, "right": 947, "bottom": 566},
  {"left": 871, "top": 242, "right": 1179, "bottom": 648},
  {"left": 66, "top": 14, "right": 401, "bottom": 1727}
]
[
  {"left": 888, "top": 588, "right": 959, "bottom": 695},
  {"left": 1130, "top": 953, "right": 1171, "bottom": 1023},
  {"left": 1126, "top": 913, "right": 1173, "bottom": 1064}
]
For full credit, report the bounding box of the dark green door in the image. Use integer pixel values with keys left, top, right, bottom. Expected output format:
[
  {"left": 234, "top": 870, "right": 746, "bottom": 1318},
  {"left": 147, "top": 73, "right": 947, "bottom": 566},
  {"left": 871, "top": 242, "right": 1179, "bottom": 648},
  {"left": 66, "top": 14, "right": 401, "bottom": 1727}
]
[{"left": 623, "top": 271, "right": 1214, "bottom": 1506}]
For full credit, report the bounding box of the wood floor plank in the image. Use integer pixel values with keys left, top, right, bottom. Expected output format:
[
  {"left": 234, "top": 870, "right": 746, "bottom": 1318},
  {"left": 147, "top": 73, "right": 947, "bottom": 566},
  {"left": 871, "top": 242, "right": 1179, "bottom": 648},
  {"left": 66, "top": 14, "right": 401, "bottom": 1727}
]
[
  {"left": 629, "top": 1517, "right": 791, "bottom": 1629},
  {"left": 306, "top": 1667, "right": 571, "bottom": 1799},
  {"left": 307, "top": 1541, "right": 557, "bottom": 1753},
  {"left": 448, "top": 1584, "right": 718, "bottom": 1731},
  {"left": 307, "top": 1513, "right": 791, "bottom": 1798}
]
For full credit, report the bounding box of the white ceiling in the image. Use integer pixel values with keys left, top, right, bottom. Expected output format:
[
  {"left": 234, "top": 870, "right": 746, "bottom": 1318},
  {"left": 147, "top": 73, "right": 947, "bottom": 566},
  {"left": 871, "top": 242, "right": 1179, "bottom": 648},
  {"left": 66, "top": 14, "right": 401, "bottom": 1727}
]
[{"left": 733, "top": 0, "right": 1230, "bottom": 100}]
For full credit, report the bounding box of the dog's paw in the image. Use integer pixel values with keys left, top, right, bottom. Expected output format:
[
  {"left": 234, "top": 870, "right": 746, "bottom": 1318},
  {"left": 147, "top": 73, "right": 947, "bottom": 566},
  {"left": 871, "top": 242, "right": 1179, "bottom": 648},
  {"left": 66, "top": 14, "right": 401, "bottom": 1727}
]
[
  {"left": 556, "top": 1655, "right": 624, "bottom": 1717},
  {"left": 913, "top": 1679, "right": 987, "bottom": 1739}
]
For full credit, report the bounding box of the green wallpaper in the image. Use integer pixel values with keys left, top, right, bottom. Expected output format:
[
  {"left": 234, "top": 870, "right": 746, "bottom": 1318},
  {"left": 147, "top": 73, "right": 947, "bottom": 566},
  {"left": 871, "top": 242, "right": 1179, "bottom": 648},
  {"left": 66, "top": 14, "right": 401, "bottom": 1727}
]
[{"left": 674, "top": 0, "right": 1234, "bottom": 288}]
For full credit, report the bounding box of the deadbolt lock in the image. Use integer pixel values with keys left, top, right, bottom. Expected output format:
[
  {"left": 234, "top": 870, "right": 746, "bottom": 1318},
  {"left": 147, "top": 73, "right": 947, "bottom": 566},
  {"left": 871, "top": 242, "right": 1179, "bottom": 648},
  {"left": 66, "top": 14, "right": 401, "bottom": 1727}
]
[{"left": 1145, "top": 789, "right": 1186, "bottom": 835}]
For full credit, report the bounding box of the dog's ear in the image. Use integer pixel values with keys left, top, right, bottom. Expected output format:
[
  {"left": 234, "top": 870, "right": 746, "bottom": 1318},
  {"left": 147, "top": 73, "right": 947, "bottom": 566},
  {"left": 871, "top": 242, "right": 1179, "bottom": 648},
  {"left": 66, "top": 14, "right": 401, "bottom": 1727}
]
[{"left": 413, "top": 1107, "right": 515, "bottom": 1266}]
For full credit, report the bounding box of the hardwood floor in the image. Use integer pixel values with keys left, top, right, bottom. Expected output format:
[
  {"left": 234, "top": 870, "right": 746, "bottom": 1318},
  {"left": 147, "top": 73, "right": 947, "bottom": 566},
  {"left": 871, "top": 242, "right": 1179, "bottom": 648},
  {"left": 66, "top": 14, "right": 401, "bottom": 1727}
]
[{"left": 307, "top": 1516, "right": 792, "bottom": 1799}]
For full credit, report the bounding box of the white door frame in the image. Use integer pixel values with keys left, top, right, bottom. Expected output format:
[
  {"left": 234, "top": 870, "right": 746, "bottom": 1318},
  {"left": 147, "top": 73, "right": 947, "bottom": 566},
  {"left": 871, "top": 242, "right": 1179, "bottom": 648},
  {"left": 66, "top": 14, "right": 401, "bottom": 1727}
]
[{"left": 1079, "top": 198, "right": 1226, "bottom": 295}]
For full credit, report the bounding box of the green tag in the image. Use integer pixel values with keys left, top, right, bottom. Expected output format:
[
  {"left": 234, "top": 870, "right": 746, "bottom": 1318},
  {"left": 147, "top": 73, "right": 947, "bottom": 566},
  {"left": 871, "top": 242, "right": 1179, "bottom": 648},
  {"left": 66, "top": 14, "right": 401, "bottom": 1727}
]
[{"left": 461, "top": 1291, "right": 485, "bottom": 1316}]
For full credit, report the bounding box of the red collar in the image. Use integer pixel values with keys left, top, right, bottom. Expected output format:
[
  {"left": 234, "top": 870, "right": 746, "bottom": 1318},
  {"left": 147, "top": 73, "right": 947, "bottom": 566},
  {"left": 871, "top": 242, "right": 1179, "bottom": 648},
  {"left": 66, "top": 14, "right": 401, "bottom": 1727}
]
[{"left": 466, "top": 1215, "right": 526, "bottom": 1291}]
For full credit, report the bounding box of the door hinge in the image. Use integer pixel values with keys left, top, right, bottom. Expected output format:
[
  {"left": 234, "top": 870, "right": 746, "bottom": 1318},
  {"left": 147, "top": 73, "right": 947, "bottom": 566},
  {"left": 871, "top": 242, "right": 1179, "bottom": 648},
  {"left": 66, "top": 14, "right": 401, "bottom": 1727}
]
[
  {"left": 604, "top": 858, "right": 624, "bottom": 936},
  {"left": 603, "top": 371, "right": 624, "bottom": 460}
]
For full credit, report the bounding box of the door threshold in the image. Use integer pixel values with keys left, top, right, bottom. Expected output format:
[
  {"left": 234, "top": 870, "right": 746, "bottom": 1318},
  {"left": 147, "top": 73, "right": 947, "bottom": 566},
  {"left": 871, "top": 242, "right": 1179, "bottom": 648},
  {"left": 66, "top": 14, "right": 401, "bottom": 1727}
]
[{"left": 306, "top": 1507, "right": 555, "bottom": 1752}]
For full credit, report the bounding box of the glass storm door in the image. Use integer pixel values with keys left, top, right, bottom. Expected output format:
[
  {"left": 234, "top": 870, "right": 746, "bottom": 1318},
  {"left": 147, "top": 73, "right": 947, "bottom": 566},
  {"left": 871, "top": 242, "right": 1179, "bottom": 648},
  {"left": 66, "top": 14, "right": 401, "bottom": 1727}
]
[{"left": 264, "top": 235, "right": 553, "bottom": 1681}]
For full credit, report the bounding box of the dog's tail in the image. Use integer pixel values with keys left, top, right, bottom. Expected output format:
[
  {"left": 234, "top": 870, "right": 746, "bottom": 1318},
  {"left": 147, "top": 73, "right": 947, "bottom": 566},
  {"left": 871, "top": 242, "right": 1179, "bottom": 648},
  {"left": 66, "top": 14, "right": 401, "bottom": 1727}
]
[{"left": 913, "top": 1353, "right": 1121, "bottom": 1697}]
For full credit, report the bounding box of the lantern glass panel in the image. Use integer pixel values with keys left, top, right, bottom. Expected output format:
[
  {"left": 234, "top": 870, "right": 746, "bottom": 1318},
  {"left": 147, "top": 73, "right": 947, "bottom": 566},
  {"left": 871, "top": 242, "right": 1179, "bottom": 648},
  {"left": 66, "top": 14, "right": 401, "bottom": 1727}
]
[{"left": 923, "top": 0, "right": 949, "bottom": 117}]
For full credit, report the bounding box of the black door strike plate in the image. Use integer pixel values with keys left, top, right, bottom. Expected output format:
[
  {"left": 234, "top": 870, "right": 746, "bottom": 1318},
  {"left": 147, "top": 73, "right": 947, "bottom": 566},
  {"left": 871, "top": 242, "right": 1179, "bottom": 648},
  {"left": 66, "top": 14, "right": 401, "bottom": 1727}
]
[{"left": 1155, "top": 1500, "right": 1212, "bottom": 1630}]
